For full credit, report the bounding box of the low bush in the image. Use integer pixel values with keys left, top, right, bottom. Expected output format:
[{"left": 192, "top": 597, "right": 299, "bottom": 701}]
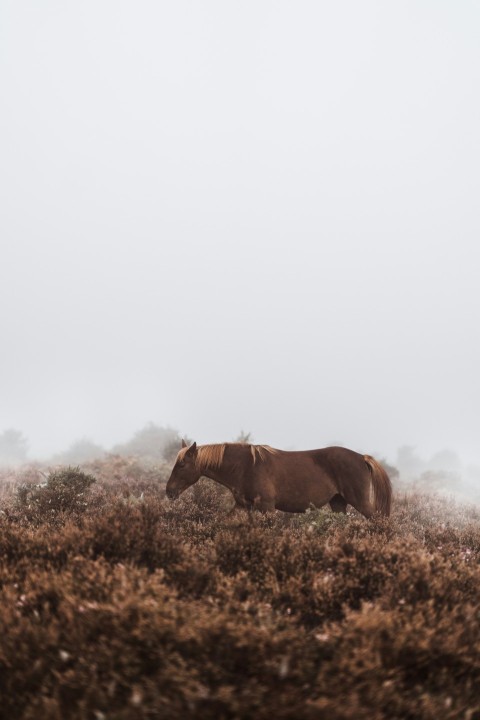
[
  {"left": 14, "top": 467, "right": 97, "bottom": 526},
  {"left": 0, "top": 472, "right": 479, "bottom": 719}
]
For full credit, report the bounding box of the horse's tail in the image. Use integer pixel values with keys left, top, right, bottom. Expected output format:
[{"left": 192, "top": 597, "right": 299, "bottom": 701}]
[{"left": 364, "top": 455, "right": 392, "bottom": 517}]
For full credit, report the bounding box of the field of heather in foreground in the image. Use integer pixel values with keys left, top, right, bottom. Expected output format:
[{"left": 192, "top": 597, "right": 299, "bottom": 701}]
[{"left": 0, "top": 458, "right": 479, "bottom": 720}]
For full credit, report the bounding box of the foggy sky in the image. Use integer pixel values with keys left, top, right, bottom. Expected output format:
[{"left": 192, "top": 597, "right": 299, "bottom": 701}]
[{"left": 1, "top": 1, "right": 479, "bottom": 463}]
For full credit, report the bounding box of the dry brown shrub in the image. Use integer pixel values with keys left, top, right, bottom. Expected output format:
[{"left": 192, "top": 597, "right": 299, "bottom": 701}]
[
  {"left": 0, "top": 474, "right": 479, "bottom": 719},
  {"left": 15, "top": 467, "right": 97, "bottom": 527}
]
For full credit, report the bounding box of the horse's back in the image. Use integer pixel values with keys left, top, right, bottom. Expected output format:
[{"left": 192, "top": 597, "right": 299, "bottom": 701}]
[
  {"left": 311, "top": 445, "right": 368, "bottom": 472},
  {"left": 262, "top": 447, "right": 345, "bottom": 511},
  {"left": 263, "top": 446, "right": 372, "bottom": 513},
  {"left": 271, "top": 445, "right": 366, "bottom": 474}
]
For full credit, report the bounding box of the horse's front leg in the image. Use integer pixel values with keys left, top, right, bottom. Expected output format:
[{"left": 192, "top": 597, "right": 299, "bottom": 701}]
[
  {"left": 253, "top": 495, "right": 276, "bottom": 513},
  {"left": 250, "top": 471, "right": 276, "bottom": 513},
  {"left": 226, "top": 490, "right": 254, "bottom": 523},
  {"left": 225, "top": 502, "right": 248, "bottom": 517},
  {"left": 225, "top": 503, "right": 256, "bottom": 526}
]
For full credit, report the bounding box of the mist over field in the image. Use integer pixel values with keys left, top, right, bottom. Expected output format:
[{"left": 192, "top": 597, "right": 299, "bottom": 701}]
[
  {"left": 3, "top": 8, "right": 480, "bottom": 716},
  {"left": 1, "top": 2, "right": 479, "bottom": 473}
]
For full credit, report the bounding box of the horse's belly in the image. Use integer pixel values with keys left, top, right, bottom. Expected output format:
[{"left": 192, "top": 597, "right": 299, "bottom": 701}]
[
  {"left": 274, "top": 473, "right": 336, "bottom": 513},
  {"left": 275, "top": 499, "right": 312, "bottom": 513}
]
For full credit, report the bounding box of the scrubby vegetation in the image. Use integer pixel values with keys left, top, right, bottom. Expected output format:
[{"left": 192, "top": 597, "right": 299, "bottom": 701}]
[{"left": 0, "top": 457, "right": 479, "bottom": 719}]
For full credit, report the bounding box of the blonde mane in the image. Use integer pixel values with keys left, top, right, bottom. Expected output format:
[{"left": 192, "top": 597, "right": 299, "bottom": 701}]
[
  {"left": 196, "top": 444, "right": 226, "bottom": 470},
  {"left": 178, "top": 443, "right": 278, "bottom": 471},
  {"left": 252, "top": 444, "right": 278, "bottom": 463}
]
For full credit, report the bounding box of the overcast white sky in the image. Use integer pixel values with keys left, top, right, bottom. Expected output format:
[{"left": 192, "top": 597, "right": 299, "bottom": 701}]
[{"left": 1, "top": 1, "right": 479, "bottom": 463}]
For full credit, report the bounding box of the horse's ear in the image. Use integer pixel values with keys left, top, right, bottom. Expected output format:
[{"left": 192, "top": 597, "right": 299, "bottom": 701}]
[
  {"left": 181, "top": 438, "right": 188, "bottom": 448},
  {"left": 186, "top": 441, "right": 197, "bottom": 456}
]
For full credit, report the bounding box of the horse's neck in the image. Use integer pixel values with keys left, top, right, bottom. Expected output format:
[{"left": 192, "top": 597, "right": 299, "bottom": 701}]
[{"left": 200, "top": 453, "right": 242, "bottom": 493}]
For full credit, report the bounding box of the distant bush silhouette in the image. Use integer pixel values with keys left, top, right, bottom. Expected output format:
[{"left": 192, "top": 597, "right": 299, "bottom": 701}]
[
  {"left": 112, "top": 422, "right": 182, "bottom": 461},
  {"left": 53, "top": 437, "right": 106, "bottom": 464},
  {"left": 0, "top": 428, "right": 28, "bottom": 465},
  {"left": 235, "top": 430, "right": 253, "bottom": 443}
]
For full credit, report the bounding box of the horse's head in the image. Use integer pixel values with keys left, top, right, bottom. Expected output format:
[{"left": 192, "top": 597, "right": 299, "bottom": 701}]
[{"left": 166, "top": 440, "right": 200, "bottom": 500}]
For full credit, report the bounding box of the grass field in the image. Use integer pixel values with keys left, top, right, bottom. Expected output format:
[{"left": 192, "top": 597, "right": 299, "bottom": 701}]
[{"left": 0, "top": 457, "right": 479, "bottom": 719}]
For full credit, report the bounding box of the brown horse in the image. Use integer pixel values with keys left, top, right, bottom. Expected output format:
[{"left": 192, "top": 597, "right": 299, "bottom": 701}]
[{"left": 166, "top": 441, "right": 392, "bottom": 518}]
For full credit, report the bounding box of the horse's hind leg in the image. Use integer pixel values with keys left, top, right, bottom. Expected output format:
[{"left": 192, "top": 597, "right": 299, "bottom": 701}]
[
  {"left": 329, "top": 494, "right": 347, "bottom": 514},
  {"left": 345, "top": 484, "right": 375, "bottom": 519}
]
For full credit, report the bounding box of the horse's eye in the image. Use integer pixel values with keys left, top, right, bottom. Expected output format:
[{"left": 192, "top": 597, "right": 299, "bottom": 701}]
[{"left": 178, "top": 460, "right": 185, "bottom": 468}]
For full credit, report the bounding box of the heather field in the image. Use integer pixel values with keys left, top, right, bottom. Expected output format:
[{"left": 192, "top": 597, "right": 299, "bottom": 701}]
[{"left": 0, "top": 458, "right": 479, "bottom": 720}]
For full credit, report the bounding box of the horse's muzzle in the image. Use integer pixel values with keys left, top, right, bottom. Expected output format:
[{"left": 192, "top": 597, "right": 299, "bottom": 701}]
[{"left": 166, "top": 488, "right": 178, "bottom": 500}]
